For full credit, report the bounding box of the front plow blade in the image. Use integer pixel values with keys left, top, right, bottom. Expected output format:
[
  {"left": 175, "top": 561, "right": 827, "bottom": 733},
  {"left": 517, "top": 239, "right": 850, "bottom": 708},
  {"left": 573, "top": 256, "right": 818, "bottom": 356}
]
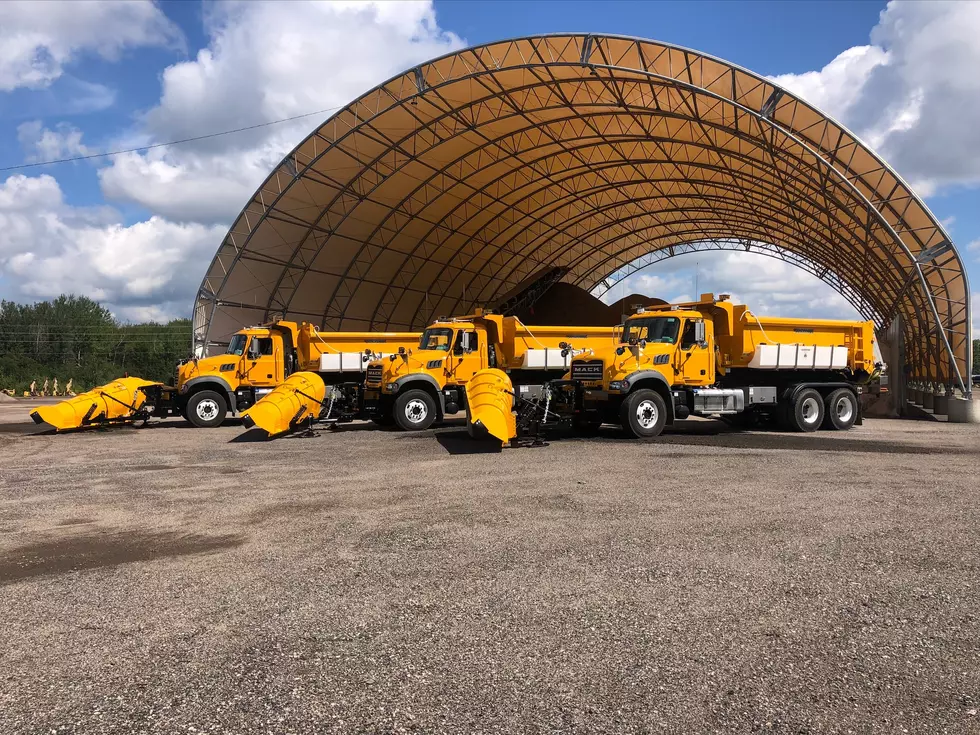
[
  {"left": 30, "top": 377, "right": 161, "bottom": 431},
  {"left": 465, "top": 369, "right": 517, "bottom": 444},
  {"left": 240, "top": 372, "right": 325, "bottom": 437}
]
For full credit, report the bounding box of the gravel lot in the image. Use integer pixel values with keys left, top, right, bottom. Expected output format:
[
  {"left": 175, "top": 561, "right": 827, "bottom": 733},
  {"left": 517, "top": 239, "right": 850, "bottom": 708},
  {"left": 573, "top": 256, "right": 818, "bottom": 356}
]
[{"left": 1, "top": 402, "right": 978, "bottom": 733}]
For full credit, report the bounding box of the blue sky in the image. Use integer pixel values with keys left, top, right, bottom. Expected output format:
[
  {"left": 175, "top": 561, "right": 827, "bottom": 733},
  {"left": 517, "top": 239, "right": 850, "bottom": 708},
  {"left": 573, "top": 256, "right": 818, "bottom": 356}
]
[{"left": 0, "top": 0, "right": 977, "bottom": 327}]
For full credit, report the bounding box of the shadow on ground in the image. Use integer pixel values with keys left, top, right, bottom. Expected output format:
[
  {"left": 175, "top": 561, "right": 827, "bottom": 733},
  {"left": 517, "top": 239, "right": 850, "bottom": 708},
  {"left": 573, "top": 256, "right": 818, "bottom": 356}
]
[{"left": 435, "top": 429, "right": 503, "bottom": 455}]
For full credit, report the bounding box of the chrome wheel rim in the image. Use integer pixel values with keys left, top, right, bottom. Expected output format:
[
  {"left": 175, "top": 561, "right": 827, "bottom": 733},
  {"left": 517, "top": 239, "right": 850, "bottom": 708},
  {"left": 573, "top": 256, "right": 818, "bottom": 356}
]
[
  {"left": 405, "top": 398, "right": 428, "bottom": 424},
  {"left": 196, "top": 398, "right": 219, "bottom": 421},
  {"left": 835, "top": 395, "right": 853, "bottom": 423},
  {"left": 635, "top": 399, "right": 658, "bottom": 429},
  {"left": 801, "top": 396, "right": 820, "bottom": 425}
]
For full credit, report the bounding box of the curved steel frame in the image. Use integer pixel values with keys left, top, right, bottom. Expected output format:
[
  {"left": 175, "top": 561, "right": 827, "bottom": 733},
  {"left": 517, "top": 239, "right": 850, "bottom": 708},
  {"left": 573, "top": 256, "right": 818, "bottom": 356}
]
[{"left": 194, "top": 34, "right": 971, "bottom": 393}]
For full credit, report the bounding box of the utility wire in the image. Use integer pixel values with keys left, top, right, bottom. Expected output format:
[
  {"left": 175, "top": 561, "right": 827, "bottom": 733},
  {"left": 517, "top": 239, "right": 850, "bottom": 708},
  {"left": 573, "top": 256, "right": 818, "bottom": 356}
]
[{"left": 0, "top": 104, "right": 347, "bottom": 173}]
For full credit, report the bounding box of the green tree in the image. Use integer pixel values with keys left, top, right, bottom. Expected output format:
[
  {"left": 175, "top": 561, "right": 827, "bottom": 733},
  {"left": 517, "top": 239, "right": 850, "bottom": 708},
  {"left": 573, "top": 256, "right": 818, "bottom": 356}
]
[{"left": 0, "top": 295, "right": 191, "bottom": 393}]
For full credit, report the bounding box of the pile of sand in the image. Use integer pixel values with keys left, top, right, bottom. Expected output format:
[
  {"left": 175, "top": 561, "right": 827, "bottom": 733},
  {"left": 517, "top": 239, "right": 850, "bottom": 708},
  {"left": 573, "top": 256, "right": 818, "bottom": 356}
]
[
  {"left": 512, "top": 283, "right": 668, "bottom": 326},
  {"left": 0, "top": 393, "right": 19, "bottom": 403}
]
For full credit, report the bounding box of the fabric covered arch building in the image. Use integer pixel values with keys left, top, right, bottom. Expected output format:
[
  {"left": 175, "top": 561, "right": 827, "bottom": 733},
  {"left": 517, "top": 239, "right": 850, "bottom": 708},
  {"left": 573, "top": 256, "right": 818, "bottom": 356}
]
[{"left": 193, "top": 34, "right": 972, "bottom": 393}]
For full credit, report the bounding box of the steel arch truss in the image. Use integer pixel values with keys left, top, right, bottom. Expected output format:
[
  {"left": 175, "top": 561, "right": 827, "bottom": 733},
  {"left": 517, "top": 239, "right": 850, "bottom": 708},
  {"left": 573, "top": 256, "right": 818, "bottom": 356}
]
[{"left": 194, "top": 34, "right": 972, "bottom": 391}]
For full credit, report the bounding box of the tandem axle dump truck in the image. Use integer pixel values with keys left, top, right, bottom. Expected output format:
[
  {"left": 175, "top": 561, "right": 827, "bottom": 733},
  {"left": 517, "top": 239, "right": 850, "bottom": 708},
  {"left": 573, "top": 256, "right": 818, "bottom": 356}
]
[
  {"left": 361, "top": 311, "right": 620, "bottom": 431},
  {"left": 31, "top": 321, "right": 419, "bottom": 431},
  {"left": 466, "top": 294, "right": 878, "bottom": 444}
]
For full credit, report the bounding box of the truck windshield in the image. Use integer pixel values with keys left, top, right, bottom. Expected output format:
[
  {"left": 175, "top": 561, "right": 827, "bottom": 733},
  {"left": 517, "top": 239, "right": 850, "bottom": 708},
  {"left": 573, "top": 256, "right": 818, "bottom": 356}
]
[
  {"left": 419, "top": 327, "right": 453, "bottom": 351},
  {"left": 228, "top": 334, "right": 248, "bottom": 356},
  {"left": 622, "top": 316, "right": 680, "bottom": 345}
]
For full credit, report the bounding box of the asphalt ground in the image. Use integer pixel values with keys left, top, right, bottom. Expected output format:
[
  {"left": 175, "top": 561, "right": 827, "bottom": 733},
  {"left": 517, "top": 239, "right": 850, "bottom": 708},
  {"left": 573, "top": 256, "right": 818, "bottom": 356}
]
[{"left": 1, "top": 400, "right": 978, "bottom": 733}]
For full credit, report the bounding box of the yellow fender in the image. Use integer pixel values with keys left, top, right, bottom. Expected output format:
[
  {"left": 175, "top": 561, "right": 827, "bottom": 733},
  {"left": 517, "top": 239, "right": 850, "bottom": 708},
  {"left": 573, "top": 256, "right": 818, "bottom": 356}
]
[
  {"left": 465, "top": 368, "right": 517, "bottom": 444},
  {"left": 240, "top": 372, "right": 325, "bottom": 437},
  {"left": 30, "top": 376, "right": 161, "bottom": 431}
]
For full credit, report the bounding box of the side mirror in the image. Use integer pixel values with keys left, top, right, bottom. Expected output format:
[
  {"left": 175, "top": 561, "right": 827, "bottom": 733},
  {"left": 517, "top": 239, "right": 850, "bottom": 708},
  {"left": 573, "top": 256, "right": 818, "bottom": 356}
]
[
  {"left": 398, "top": 346, "right": 406, "bottom": 355},
  {"left": 638, "top": 339, "right": 647, "bottom": 348},
  {"left": 694, "top": 320, "right": 706, "bottom": 345},
  {"left": 558, "top": 341, "right": 569, "bottom": 350},
  {"left": 364, "top": 348, "right": 372, "bottom": 357},
  {"left": 616, "top": 346, "right": 625, "bottom": 356},
  {"left": 461, "top": 332, "right": 471, "bottom": 351}
]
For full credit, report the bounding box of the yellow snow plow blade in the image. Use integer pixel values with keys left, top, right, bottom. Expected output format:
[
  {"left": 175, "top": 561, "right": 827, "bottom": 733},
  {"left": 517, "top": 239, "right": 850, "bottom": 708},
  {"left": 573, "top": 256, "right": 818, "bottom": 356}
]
[
  {"left": 30, "top": 377, "right": 161, "bottom": 431},
  {"left": 465, "top": 368, "right": 517, "bottom": 444},
  {"left": 240, "top": 372, "right": 325, "bottom": 437}
]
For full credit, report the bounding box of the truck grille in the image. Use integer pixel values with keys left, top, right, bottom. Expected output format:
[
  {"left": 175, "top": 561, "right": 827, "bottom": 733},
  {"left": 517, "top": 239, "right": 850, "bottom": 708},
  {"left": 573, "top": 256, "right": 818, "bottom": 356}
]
[
  {"left": 570, "top": 359, "right": 603, "bottom": 380},
  {"left": 365, "top": 365, "right": 383, "bottom": 384}
]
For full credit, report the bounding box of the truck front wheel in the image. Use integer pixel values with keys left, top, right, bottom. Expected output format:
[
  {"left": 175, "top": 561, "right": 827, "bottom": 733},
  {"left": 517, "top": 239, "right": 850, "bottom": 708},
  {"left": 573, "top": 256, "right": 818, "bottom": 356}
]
[
  {"left": 394, "top": 389, "right": 436, "bottom": 431},
  {"left": 789, "top": 388, "right": 823, "bottom": 432},
  {"left": 186, "top": 390, "right": 228, "bottom": 428},
  {"left": 823, "top": 388, "right": 857, "bottom": 431},
  {"left": 620, "top": 389, "right": 667, "bottom": 438}
]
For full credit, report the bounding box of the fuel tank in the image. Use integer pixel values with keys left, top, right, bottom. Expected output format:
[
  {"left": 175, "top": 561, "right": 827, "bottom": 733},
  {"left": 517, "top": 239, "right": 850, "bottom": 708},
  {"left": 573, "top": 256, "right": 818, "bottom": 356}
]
[
  {"left": 464, "top": 368, "right": 517, "bottom": 444},
  {"left": 30, "top": 377, "right": 161, "bottom": 431},
  {"left": 239, "top": 372, "right": 325, "bottom": 437}
]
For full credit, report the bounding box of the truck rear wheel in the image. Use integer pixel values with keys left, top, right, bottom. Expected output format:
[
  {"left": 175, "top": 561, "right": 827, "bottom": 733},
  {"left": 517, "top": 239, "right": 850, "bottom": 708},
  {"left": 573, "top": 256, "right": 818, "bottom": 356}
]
[
  {"left": 620, "top": 389, "right": 667, "bottom": 438},
  {"left": 789, "top": 388, "right": 823, "bottom": 432},
  {"left": 186, "top": 390, "right": 227, "bottom": 428},
  {"left": 823, "top": 388, "right": 857, "bottom": 431},
  {"left": 394, "top": 389, "right": 436, "bottom": 431}
]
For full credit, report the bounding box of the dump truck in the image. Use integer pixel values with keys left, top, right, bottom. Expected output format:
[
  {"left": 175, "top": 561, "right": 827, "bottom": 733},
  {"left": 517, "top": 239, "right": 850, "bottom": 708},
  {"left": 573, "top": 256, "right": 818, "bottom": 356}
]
[
  {"left": 31, "top": 321, "right": 419, "bottom": 431},
  {"left": 361, "top": 310, "right": 620, "bottom": 431},
  {"left": 466, "top": 294, "right": 878, "bottom": 444}
]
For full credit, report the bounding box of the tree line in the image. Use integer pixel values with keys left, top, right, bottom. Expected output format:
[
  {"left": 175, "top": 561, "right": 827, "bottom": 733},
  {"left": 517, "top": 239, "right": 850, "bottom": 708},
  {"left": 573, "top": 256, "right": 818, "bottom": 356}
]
[
  {"left": 0, "top": 295, "right": 191, "bottom": 394},
  {"left": 1, "top": 294, "right": 978, "bottom": 395}
]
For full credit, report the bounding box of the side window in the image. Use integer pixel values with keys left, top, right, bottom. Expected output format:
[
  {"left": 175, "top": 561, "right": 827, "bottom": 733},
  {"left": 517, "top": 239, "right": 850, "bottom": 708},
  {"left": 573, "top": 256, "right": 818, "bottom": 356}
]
[
  {"left": 680, "top": 321, "right": 697, "bottom": 349},
  {"left": 252, "top": 337, "right": 274, "bottom": 356},
  {"left": 453, "top": 330, "right": 479, "bottom": 353}
]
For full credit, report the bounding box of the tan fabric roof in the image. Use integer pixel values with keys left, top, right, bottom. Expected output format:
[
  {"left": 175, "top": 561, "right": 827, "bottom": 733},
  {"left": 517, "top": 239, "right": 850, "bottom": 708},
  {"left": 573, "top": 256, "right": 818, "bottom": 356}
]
[{"left": 194, "top": 34, "right": 971, "bottom": 389}]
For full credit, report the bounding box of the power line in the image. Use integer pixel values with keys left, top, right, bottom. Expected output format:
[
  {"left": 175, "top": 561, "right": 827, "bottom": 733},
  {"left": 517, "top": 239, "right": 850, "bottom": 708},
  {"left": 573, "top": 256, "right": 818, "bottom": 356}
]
[{"left": 0, "top": 104, "right": 347, "bottom": 173}]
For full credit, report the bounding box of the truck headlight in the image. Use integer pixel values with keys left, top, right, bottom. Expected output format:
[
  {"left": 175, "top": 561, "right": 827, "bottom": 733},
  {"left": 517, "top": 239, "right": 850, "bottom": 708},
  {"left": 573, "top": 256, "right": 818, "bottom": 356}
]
[
  {"left": 386, "top": 382, "right": 399, "bottom": 393},
  {"left": 609, "top": 380, "right": 628, "bottom": 392}
]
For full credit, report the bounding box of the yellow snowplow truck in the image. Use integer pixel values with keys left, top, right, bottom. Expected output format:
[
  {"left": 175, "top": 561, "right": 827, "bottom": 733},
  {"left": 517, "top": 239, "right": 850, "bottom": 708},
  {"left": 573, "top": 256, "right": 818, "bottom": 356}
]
[
  {"left": 31, "top": 321, "right": 418, "bottom": 431},
  {"left": 466, "top": 294, "right": 878, "bottom": 444},
  {"left": 361, "top": 310, "right": 619, "bottom": 431}
]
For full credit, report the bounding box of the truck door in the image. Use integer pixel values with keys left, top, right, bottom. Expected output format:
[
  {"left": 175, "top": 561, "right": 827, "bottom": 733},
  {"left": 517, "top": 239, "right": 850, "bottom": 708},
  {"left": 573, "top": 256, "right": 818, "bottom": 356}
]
[
  {"left": 676, "top": 319, "right": 713, "bottom": 385},
  {"left": 242, "top": 335, "right": 280, "bottom": 388},
  {"left": 448, "top": 329, "right": 484, "bottom": 384}
]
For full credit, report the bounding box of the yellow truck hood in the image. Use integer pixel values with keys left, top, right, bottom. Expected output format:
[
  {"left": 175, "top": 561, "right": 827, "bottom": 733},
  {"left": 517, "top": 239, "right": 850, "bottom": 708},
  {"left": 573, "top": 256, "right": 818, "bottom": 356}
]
[
  {"left": 568, "top": 343, "right": 674, "bottom": 380},
  {"left": 376, "top": 351, "right": 447, "bottom": 381}
]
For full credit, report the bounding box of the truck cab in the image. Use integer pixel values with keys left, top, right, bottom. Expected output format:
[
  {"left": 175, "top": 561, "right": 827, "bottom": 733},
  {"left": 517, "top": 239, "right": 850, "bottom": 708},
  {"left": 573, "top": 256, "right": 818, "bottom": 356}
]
[
  {"left": 563, "top": 308, "right": 713, "bottom": 436},
  {"left": 176, "top": 322, "right": 298, "bottom": 427},
  {"left": 364, "top": 317, "right": 491, "bottom": 431}
]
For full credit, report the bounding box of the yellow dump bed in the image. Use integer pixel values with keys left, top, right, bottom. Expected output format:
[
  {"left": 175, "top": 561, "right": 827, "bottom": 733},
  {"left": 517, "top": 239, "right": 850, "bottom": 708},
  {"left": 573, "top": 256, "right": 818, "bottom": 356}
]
[
  {"left": 296, "top": 325, "right": 420, "bottom": 373},
  {"left": 499, "top": 321, "right": 620, "bottom": 369},
  {"left": 713, "top": 303, "right": 875, "bottom": 374}
]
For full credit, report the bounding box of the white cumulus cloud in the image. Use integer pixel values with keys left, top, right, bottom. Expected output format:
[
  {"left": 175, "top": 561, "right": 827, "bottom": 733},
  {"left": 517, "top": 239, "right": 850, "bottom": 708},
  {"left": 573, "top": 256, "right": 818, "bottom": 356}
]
[
  {"left": 772, "top": 0, "right": 980, "bottom": 197},
  {"left": 17, "top": 120, "right": 92, "bottom": 163},
  {"left": 98, "top": 0, "right": 464, "bottom": 224},
  {"left": 0, "top": 0, "right": 184, "bottom": 92},
  {"left": 0, "top": 174, "right": 222, "bottom": 321},
  {"left": 600, "top": 251, "right": 861, "bottom": 323}
]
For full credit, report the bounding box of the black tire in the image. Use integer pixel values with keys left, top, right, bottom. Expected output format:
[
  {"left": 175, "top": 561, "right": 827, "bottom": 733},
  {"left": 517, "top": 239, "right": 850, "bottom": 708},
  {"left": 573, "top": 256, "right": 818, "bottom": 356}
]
[
  {"left": 185, "top": 389, "right": 227, "bottom": 428},
  {"left": 620, "top": 388, "right": 667, "bottom": 439},
  {"left": 394, "top": 389, "right": 437, "bottom": 431},
  {"left": 788, "top": 388, "right": 823, "bottom": 432},
  {"left": 823, "top": 388, "right": 858, "bottom": 431}
]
